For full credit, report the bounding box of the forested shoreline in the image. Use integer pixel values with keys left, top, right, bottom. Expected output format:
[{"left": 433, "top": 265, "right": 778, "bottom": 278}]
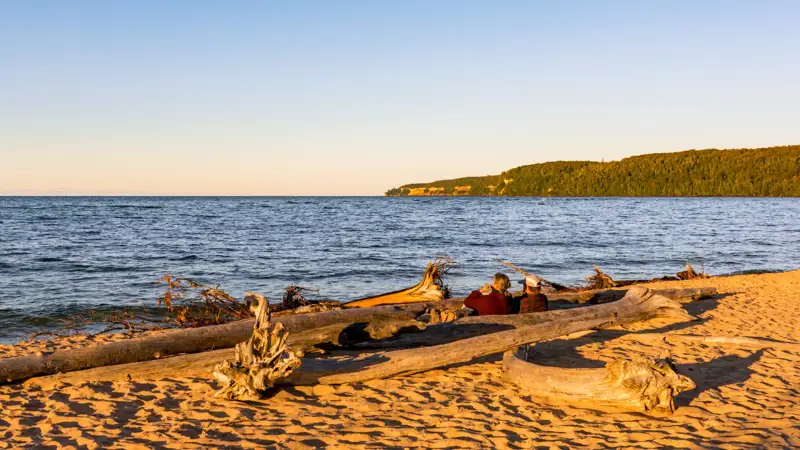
[{"left": 386, "top": 146, "right": 800, "bottom": 196}]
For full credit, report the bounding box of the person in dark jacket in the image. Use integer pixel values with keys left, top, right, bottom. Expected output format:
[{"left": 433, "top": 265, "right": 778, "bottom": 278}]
[
  {"left": 516, "top": 274, "right": 549, "bottom": 313},
  {"left": 464, "top": 273, "right": 512, "bottom": 316}
]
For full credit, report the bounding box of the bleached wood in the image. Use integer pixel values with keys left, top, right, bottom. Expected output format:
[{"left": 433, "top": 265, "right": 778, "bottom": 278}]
[
  {"left": 0, "top": 299, "right": 460, "bottom": 384},
  {"left": 24, "top": 288, "right": 683, "bottom": 389},
  {"left": 213, "top": 295, "right": 301, "bottom": 400},
  {"left": 503, "top": 349, "right": 695, "bottom": 415}
]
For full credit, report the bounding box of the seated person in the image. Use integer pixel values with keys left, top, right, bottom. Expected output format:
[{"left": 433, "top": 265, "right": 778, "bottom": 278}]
[
  {"left": 516, "top": 275, "right": 549, "bottom": 313},
  {"left": 464, "top": 273, "right": 512, "bottom": 315}
]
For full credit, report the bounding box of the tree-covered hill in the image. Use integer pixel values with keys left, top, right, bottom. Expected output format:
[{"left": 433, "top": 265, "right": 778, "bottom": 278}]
[{"left": 385, "top": 146, "right": 800, "bottom": 197}]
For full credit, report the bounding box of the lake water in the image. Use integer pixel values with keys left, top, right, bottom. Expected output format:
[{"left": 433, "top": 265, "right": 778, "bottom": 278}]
[{"left": 1, "top": 196, "right": 798, "bottom": 343}]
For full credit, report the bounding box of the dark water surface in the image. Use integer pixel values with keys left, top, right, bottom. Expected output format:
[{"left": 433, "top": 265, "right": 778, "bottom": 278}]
[{"left": 1, "top": 197, "right": 798, "bottom": 343}]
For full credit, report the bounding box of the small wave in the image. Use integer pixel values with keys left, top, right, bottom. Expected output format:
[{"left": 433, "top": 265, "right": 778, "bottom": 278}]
[
  {"left": 36, "top": 257, "right": 65, "bottom": 263},
  {"left": 0, "top": 303, "right": 170, "bottom": 343},
  {"left": 64, "top": 263, "right": 136, "bottom": 274},
  {"left": 107, "top": 205, "right": 165, "bottom": 209}
]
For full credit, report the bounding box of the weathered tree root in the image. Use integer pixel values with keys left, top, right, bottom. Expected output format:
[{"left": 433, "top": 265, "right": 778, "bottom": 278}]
[
  {"left": 585, "top": 265, "right": 618, "bottom": 289},
  {"left": 343, "top": 257, "right": 454, "bottom": 308},
  {"left": 503, "top": 348, "right": 695, "bottom": 416},
  {"left": 676, "top": 264, "right": 709, "bottom": 280},
  {"left": 212, "top": 294, "right": 301, "bottom": 400}
]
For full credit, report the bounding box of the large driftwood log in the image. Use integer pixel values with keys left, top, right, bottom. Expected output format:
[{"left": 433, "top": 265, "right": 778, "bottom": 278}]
[
  {"left": 343, "top": 258, "right": 452, "bottom": 308},
  {"left": 282, "top": 288, "right": 685, "bottom": 385},
  {"left": 542, "top": 286, "right": 716, "bottom": 305},
  {"left": 503, "top": 349, "right": 695, "bottom": 416},
  {"left": 25, "top": 288, "right": 683, "bottom": 389},
  {"left": 213, "top": 295, "right": 301, "bottom": 400},
  {"left": 0, "top": 299, "right": 459, "bottom": 385},
  {"left": 354, "top": 288, "right": 695, "bottom": 350}
]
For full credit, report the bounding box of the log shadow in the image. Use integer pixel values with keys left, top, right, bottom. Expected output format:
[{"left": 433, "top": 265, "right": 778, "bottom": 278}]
[
  {"left": 343, "top": 323, "right": 517, "bottom": 351},
  {"left": 523, "top": 314, "right": 715, "bottom": 369},
  {"left": 681, "top": 292, "right": 734, "bottom": 318},
  {"left": 674, "top": 349, "right": 764, "bottom": 407},
  {"left": 521, "top": 334, "right": 610, "bottom": 369}
]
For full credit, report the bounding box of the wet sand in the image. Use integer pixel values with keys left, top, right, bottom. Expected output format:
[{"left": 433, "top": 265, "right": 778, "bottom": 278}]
[{"left": 1, "top": 271, "right": 799, "bottom": 449}]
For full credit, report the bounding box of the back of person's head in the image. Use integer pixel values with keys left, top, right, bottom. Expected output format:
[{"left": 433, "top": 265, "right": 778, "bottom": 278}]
[
  {"left": 526, "top": 283, "right": 541, "bottom": 294},
  {"left": 492, "top": 273, "right": 511, "bottom": 296},
  {"left": 523, "top": 274, "right": 541, "bottom": 294}
]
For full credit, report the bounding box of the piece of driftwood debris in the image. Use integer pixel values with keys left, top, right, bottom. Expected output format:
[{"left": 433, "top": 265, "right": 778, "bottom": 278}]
[
  {"left": 543, "top": 286, "right": 717, "bottom": 305},
  {"left": 676, "top": 264, "right": 709, "bottom": 280},
  {"left": 24, "top": 288, "right": 684, "bottom": 388},
  {"left": 495, "top": 260, "right": 574, "bottom": 292},
  {"left": 343, "top": 257, "right": 453, "bottom": 308},
  {"left": 503, "top": 348, "right": 695, "bottom": 416},
  {"left": 0, "top": 298, "right": 462, "bottom": 385},
  {"left": 213, "top": 294, "right": 301, "bottom": 400},
  {"left": 585, "top": 265, "right": 618, "bottom": 289}
]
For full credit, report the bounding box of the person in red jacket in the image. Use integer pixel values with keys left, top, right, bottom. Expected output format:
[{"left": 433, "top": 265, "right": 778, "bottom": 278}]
[{"left": 464, "top": 273, "right": 512, "bottom": 315}]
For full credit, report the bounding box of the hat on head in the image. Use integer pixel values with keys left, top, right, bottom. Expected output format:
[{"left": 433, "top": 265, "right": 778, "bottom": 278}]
[{"left": 518, "top": 274, "right": 541, "bottom": 287}]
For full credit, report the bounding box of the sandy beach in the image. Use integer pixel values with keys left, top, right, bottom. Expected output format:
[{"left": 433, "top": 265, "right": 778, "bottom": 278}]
[{"left": 1, "top": 271, "right": 798, "bottom": 449}]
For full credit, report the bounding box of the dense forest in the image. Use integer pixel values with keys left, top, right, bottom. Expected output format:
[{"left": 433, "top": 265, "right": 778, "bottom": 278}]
[{"left": 386, "top": 146, "right": 800, "bottom": 197}]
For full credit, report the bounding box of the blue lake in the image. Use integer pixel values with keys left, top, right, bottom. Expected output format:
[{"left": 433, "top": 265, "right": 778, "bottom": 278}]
[{"left": 0, "top": 196, "right": 798, "bottom": 342}]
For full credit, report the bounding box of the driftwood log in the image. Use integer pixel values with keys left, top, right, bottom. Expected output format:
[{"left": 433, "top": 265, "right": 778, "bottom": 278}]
[
  {"left": 213, "top": 295, "right": 301, "bottom": 400},
  {"left": 282, "top": 287, "right": 686, "bottom": 385},
  {"left": 0, "top": 299, "right": 461, "bottom": 385},
  {"left": 543, "top": 286, "right": 716, "bottom": 305},
  {"left": 353, "top": 288, "right": 700, "bottom": 350},
  {"left": 343, "top": 258, "right": 452, "bottom": 308},
  {"left": 503, "top": 348, "right": 695, "bottom": 416},
  {"left": 24, "top": 287, "right": 684, "bottom": 389}
]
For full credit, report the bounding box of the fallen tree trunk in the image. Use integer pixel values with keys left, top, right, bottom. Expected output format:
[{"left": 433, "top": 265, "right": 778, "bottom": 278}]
[
  {"left": 354, "top": 289, "right": 695, "bottom": 350},
  {"left": 542, "top": 286, "right": 716, "bottom": 304},
  {"left": 282, "top": 287, "right": 686, "bottom": 385},
  {"left": 0, "top": 299, "right": 460, "bottom": 385},
  {"left": 502, "top": 349, "right": 695, "bottom": 416},
  {"left": 24, "top": 288, "right": 684, "bottom": 389},
  {"left": 343, "top": 258, "right": 453, "bottom": 308}
]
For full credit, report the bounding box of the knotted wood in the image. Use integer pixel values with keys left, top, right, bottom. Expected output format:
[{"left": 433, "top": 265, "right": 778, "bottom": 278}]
[
  {"left": 503, "top": 349, "right": 696, "bottom": 415},
  {"left": 213, "top": 294, "right": 300, "bottom": 400},
  {"left": 343, "top": 258, "right": 452, "bottom": 308}
]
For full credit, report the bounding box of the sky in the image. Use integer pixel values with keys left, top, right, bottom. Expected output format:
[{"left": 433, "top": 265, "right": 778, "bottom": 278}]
[{"left": 1, "top": 1, "right": 799, "bottom": 195}]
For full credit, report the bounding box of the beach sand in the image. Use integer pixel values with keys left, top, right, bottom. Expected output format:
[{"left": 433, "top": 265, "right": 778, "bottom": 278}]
[{"left": 1, "top": 271, "right": 799, "bottom": 449}]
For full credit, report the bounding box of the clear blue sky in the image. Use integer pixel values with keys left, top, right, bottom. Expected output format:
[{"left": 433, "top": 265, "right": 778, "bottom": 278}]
[{"left": 2, "top": 1, "right": 798, "bottom": 195}]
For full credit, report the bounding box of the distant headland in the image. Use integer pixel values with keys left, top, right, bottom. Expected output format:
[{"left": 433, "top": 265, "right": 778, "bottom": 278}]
[{"left": 386, "top": 146, "right": 800, "bottom": 197}]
